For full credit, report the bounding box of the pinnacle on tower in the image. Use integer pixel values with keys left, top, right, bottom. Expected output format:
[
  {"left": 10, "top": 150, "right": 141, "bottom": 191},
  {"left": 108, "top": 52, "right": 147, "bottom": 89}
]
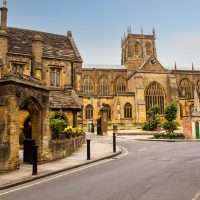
[
  {"left": 141, "top": 26, "right": 143, "bottom": 34},
  {"left": 3, "top": 0, "right": 6, "bottom": 7},
  {"left": 127, "top": 26, "right": 131, "bottom": 34},
  {"left": 152, "top": 27, "right": 156, "bottom": 38},
  {"left": 174, "top": 62, "right": 177, "bottom": 71}
]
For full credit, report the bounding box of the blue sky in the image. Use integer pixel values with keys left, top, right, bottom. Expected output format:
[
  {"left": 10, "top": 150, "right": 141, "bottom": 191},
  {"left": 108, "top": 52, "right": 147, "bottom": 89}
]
[{"left": 6, "top": 0, "right": 200, "bottom": 69}]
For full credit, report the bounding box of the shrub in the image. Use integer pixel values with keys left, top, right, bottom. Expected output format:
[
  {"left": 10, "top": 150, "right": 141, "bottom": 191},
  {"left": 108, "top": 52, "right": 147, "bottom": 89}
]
[
  {"left": 142, "top": 105, "right": 160, "bottom": 131},
  {"left": 162, "top": 102, "right": 179, "bottom": 133},
  {"left": 64, "top": 126, "right": 83, "bottom": 137},
  {"left": 162, "top": 121, "right": 179, "bottom": 132},
  {"left": 19, "top": 131, "right": 25, "bottom": 145},
  {"left": 164, "top": 102, "right": 178, "bottom": 122},
  {"left": 142, "top": 118, "right": 160, "bottom": 131},
  {"left": 153, "top": 133, "right": 185, "bottom": 139},
  {"left": 50, "top": 110, "right": 69, "bottom": 139}
]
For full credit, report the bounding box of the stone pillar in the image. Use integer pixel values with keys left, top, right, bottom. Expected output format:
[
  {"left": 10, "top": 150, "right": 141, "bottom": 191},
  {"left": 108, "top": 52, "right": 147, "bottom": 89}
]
[
  {"left": 0, "top": 87, "right": 20, "bottom": 173},
  {"left": 73, "top": 111, "right": 77, "bottom": 128},
  {"left": 32, "top": 35, "right": 43, "bottom": 80},
  {"left": 99, "top": 104, "right": 108, "bottom": 136},
  {"left": 134, "top": 74, "right": 145, "bottom": 124}
]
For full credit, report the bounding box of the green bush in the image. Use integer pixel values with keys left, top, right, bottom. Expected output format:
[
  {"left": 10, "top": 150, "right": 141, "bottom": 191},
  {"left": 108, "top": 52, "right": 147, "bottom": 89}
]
[
  {"left": 142, "top": 118, "right": 160, "bottom": 131},
  {"left": 162, "top": 121, "right": 179, "bottom": 132},
  {"left": 162, "top": 102, "right": 179, "bottom": 133},
  {"left": 164, "top": 102, "right": 178, "bottom": 122},
  {"left": 153, "top": 133, "right": 185, "bottom": 139},
  {"left": 50, "top": 118, "right": 67, "bottom": 138},
  {"left": 19, "top": 131, "right": 25, "bottom": 145},
  {"left": 50, "top": 110, "right": 69, "bottom": 139}
]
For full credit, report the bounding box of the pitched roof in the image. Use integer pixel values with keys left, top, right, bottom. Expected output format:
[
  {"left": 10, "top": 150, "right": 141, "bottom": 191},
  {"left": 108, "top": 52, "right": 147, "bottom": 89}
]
[
  {"left": 49, "top": 90, "right": 82, "bottom": 110},
  {"left": 82, "top": 64, "right": 126, "bottom": 70},
  {"left": 7, "top": 27, "right": 83, "bottom": 62}
]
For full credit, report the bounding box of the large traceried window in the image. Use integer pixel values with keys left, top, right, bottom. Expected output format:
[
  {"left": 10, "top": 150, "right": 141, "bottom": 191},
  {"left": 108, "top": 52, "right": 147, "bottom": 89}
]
[
  {"left": 145, "top": 82, "right": 165, "bottom": 114},
  {"left": 179, "top": 79, "right": 194, "bottom": 99},
  {"left": 98, "top": 76, "right": 110, "bottom": 95},
  {"left": 50, "top": 68, "right": 61, "bottom": 87},
  {"left": 85, "top": 104, "right": 93, "bottom": 119},
  {"left": 124, "top": 103, "right": 132, "bottom": 119},
  {"left": 83, "top": 76, "right": 94, "bottom": 95},
  {"left": 115, "top": 76, "right": 126, "bottom": 93},
  {"left": 11, "top": 63, "right": 24, "bottom": 75},
  {"left": 146, "top": 42, "right": 152, "bottom": 56}
]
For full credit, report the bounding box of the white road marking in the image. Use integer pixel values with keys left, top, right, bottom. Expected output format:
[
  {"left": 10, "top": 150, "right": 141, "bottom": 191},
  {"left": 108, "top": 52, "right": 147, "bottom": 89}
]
[
  {"left": 137, "top": 148, "right": 146, "bottom": 152},
  {"left": 0, "top": 159, "right": 113, "bottom": 196},
  {"left": 192, "top": 191, "right": 200, "bottom": 200},
  {"left": 116, "top": 146, "right": 130, "bottom": 158}
]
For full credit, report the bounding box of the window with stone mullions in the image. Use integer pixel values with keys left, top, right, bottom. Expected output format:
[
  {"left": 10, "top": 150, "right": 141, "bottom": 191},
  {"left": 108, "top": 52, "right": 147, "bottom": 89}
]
[
  {"left": 11, "top": 63, "right": 24, "bottom": 74},
  {"left": 85, "top": 105, "right": 93, "bottom": 119},
  {"left": 124, "top": 103, "right": 132, "bottom": 119},
  {"left": 83, "top": 76, "right": 94, "bottom": 95},
  {"left": 50, "top": 68, "right": 61, "bottom": 87},
  {"left": 98, "top": 76, "right": 109, "bottom": 95}
]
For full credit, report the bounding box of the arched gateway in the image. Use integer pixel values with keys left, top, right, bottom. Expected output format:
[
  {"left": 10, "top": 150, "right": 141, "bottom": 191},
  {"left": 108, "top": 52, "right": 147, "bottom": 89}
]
[{"left": 0, "top": 73, "right": 50, "bottom": 173}]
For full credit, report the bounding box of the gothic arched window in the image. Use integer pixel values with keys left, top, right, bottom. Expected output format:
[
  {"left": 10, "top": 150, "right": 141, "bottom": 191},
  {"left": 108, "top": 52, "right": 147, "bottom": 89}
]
[
  {"left": 98, "top": 76, "right": 110, "bottom": 95},
  {"left": 134, "top": 42, "right": 140, "bottom": 55},
  {"left": 124, "top": 103, "right": 132, "bottom": 119},
  {"left": 83, "top": 76, "right": 94, "bottom": 95},
  {"left": 146, "top": 42, "right": 152, "bottom": 56},
  {"left": 179, "top": 79, "right": 193, "bottom": 99},
  {"left": 145, "top": 82, "right": 165, "bottom": 114},
  {"left": 115, "top": 76, "right": 126, "bottom": 93},
  {"left": 197, "top": 80, "right": 200, "bottom": 91},
  {"left": 85, "top": 104, "right": 93, "bottom": 119},
  {"left": 104, "top": 104, "right": 111, "bottom": 120}
]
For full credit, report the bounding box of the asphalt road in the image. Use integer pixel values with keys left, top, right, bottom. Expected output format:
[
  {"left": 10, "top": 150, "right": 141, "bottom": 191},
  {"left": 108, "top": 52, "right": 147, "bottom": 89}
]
[{"left": 1, "top": 137, "right": 200, "bottom": 200}]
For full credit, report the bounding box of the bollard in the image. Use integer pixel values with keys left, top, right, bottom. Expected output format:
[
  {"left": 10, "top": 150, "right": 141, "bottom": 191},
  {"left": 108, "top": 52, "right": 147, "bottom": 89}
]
[
  {"left": 32, "top": 145, "right": 38, "bottom": 175},
  {"left": 87, "top": 139, "right": 91, "bottom": 160},
  {"left": 113, "top": 133, "right": 116, "bottom": 153},
  {"left": 91, "top": 122, "right": 94, "bottom": 133}
]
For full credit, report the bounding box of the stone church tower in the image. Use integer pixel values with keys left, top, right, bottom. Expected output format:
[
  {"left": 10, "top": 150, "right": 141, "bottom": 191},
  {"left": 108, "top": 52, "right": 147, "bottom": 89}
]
[{"left": 121, "top": 27, "right": 157, "bottom": 72}]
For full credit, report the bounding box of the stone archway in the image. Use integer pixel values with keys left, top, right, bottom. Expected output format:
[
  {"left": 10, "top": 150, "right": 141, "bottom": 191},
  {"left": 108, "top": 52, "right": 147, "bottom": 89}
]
[
  {"left": 23, "top": 116, "right": 32, "bottom": 139},
  {"left": 0, "top": 73, "right": 50, "bottom": 173}
]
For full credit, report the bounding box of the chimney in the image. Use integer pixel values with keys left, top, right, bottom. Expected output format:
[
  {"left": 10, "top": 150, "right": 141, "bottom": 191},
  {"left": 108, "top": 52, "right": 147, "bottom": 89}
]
[{"left": 0, "top": 0, "right": 8, "bottom": 32}]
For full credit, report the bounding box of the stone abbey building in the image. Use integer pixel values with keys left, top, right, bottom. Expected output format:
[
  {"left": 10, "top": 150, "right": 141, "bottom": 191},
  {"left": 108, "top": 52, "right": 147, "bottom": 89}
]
[
  {"left": 82, "top": 28, "right": 200, "bottom": 126},
  {"left": 0, "top": 0, "right": 200, "bottom": 172}
]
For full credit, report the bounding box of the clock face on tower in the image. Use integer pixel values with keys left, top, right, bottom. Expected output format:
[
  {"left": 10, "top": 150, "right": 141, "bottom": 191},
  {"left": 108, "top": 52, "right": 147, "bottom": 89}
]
[{"left": 149, "top": 59, "right": 156, "bottom": 65}]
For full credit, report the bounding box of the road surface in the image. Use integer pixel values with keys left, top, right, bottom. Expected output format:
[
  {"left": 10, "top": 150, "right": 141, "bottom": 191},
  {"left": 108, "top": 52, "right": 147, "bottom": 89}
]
[{"left": 1, "top": 137, "right": 200, "bottom": 200}]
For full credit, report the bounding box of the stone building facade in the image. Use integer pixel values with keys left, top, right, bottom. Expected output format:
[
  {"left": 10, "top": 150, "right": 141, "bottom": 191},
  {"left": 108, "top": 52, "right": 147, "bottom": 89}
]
[
  {"left": 1, "top": 0, "right": 200, "bottom": 172},
  {"left": 0, "top": 0, "right": 83, "bottom": 173},
  {"left": 82, "top": 28, "right": 200, "bottom": 126}
]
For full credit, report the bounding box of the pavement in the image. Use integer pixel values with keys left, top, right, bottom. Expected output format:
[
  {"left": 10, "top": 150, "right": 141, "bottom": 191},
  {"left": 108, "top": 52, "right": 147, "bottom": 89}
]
[{"left": 0, "top": 132, "right": 122, "bottom": 190}]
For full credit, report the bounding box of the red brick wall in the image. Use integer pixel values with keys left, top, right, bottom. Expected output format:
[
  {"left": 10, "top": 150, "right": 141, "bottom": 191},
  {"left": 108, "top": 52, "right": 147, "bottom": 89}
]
[{"left": 182, "top": 116, "right": 192, "bottom": 139}]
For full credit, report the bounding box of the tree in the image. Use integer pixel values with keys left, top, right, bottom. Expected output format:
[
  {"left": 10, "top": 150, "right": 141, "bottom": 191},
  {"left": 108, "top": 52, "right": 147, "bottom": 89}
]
[
  {"left": 162, "top": 102, "right": 179, "bottom": 133},
  {"left": 142, "top": 105, "right": 160, "bottom": 131}
]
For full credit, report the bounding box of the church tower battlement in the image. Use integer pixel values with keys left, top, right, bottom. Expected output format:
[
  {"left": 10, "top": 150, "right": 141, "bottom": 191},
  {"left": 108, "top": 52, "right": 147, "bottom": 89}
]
[{"left": 121, "top": 27, "right": 157, "bottom": 72}]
